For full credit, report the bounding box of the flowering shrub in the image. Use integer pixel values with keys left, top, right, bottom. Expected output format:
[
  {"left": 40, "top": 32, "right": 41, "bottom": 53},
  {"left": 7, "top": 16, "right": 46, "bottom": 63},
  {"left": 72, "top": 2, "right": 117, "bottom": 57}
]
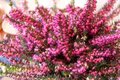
[{"left": 0, "top": 0, "right": 120, "bottom": 79}]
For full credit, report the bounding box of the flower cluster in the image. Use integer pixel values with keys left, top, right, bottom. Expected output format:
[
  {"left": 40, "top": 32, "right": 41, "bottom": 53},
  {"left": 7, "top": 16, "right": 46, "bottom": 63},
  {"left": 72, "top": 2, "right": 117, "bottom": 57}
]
[
  {"left": 91, "top": 33, "right": 120, "bottom": 46},
  {"left": 0, "top": 0, "right": 120, "bottom": 79}
]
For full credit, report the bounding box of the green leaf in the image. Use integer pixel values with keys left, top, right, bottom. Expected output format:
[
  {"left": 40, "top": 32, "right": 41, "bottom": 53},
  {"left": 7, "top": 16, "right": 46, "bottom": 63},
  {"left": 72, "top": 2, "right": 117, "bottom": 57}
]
[
  {"left": 61, "top": 71, "right": 70, "bottom": 77},
  {"left": 101, "top": 76, "right": 108, "bottom": 80}
]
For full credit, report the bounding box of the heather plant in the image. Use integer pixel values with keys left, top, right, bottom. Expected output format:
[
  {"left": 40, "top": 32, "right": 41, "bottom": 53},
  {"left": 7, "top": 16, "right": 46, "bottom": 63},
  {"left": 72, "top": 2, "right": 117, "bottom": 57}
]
[{"left": 0, "top": 0, "right": 120, "bottom": 79}]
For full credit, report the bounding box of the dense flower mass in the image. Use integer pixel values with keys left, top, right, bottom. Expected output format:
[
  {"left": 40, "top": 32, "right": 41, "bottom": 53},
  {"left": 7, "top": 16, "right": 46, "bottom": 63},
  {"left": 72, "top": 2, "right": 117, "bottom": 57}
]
[{"left": 0, "top": 0, "right": 120, "bottom": 79}]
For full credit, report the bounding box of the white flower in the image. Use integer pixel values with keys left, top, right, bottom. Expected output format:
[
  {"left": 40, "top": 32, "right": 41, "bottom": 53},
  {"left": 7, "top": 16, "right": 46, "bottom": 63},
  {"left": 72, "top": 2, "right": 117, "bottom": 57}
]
[{"left": 0, "top": 65, "right": 6, "bottom": 73}]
